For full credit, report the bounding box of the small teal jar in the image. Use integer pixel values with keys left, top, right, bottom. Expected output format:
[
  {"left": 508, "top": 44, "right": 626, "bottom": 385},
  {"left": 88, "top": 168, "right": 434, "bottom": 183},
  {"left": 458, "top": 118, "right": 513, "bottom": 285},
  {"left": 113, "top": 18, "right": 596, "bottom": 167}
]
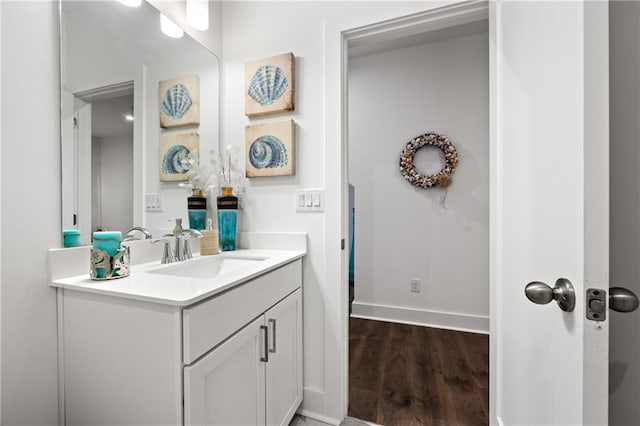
[
  {"left": 92, "top": 231, "right": 122, "bottom": 257},
  {"left": 63, "top": 229, "right": 81, "bottom": 248}
]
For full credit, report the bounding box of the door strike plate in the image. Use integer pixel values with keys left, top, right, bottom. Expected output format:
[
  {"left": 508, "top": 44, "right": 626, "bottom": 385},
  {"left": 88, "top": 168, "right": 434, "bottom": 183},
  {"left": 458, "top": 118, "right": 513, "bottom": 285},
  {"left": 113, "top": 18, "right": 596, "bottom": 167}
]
[{"left": 586, "top": 288, "right": 606, "bottom": 321}]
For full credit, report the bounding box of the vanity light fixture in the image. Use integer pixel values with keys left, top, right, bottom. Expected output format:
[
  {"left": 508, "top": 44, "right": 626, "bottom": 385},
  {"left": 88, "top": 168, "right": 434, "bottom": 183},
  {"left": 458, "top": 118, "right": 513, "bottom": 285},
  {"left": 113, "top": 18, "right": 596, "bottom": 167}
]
[
  {"left": 186, "top": 0, "right": 209, "bottom": 31},
  {"left": 160, "top": 14, "right": 184, "bottom": 38},
  {"left": 118, "top": 0, "right": 142, "bottom": 7},
  {"left": 125, "top": 114, "right": 134, "bottom": 122}
]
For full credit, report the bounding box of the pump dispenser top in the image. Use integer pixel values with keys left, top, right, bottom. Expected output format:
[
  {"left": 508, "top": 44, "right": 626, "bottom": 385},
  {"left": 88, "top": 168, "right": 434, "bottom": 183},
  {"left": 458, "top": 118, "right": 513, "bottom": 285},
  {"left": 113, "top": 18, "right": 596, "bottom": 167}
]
[{"left": 172, "top": 218, "right": 183, "bottom": 236}]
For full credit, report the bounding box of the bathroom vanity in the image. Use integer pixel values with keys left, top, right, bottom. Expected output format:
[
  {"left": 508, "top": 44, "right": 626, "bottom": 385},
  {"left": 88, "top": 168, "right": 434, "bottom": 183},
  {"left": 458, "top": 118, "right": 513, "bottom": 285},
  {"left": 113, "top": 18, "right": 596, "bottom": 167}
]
[{"left": 49, "top": 239, "right": 305, "bottom": 426}]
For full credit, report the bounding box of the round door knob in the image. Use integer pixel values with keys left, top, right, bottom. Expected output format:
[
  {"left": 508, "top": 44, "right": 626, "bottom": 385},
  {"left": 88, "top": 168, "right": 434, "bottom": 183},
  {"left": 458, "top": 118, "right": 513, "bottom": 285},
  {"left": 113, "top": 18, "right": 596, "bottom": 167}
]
[
  {"left": 610, "top": 287, "right": 639, "bottom": 313},
  {"left": 525, "top": 278, "right": 575, "bottom": 312}
]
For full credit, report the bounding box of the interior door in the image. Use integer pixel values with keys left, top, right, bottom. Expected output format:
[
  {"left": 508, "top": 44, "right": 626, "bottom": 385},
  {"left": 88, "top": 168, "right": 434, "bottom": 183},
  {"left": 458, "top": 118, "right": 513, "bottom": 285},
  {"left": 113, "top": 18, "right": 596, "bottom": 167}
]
[{"left": 492, "top": 1, "right": 609, "bottom": 424}]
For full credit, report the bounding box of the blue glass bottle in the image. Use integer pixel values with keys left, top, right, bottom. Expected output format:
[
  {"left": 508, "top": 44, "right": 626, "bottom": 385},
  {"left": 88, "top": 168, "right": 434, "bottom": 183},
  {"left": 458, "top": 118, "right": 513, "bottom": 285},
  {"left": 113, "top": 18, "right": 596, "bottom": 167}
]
[
  {"left": 217, "top": 187, "right": 238, "bottom": 251},
  {"left": 188, "top": 188, "right": 207, "bottom": 230}
]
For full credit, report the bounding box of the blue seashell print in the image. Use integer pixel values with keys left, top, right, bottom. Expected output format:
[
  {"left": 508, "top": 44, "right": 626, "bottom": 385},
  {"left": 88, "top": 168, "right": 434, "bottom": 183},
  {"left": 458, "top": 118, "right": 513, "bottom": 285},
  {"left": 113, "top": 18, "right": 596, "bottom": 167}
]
[
  {"left": 162, "top": 145, "right": 191, "bottom": 174},
  {"left": 249, "top": 135, "right": 288, "bottom": 169},
  {"left": 161, "top": 83, "right": 193, "bottom": 119},
  {"left": 247, "top": 65, "right": 289, "bottom": 106}
]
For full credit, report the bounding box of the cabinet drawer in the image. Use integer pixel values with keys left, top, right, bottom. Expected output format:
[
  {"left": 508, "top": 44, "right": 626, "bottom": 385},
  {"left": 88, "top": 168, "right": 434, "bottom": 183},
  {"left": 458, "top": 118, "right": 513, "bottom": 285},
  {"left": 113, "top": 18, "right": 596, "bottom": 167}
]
[{"left": 183, "top": 259, "right": 301, "bottom": 364}]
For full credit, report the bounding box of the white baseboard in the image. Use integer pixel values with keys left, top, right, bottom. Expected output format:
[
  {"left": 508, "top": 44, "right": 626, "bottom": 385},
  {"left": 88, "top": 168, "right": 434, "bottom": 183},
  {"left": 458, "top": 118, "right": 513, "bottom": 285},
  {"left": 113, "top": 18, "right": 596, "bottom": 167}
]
[{"left": 351, "top": 302, "right": 489, "bottom": 334}]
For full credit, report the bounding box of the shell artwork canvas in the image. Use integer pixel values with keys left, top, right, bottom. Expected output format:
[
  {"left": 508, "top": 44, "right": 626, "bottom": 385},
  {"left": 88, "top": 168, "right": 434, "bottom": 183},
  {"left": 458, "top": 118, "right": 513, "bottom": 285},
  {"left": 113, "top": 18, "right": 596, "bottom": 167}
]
[
  {"left": 159, "top": 132, "right": 199, "bottom": 181},
  {"left": 245, "top": 53, "right": 294, "bottom": 117},
  {"left": 159, "top": 75, "right": 200, "bottom": 128},
  {"left": 245, "top": 120, "right": 295, "bottom": 177}
]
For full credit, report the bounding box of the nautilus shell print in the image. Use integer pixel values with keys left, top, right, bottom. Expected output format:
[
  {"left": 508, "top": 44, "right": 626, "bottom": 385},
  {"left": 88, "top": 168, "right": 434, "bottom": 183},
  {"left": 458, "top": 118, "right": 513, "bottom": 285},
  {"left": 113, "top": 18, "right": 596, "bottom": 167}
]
[
  {"left": 245, "top": 119, "right": 294, "bottom": 177},
  {"left": 162, "top": 145, "right": 191, "bottom": 175},
  {"left": 161, "top": 83, "right": 193, "bottom": 119},
  {"left": 249, "top": 135, "right": 289, "bottom": 169},
  {"left": 247, "top": 65, "right": 289, "bottom": 107}
]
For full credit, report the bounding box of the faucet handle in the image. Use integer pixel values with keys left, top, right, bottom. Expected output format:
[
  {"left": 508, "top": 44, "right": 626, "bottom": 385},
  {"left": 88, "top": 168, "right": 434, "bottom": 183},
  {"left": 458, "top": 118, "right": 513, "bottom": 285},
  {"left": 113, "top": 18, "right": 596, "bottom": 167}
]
[
  {"left": 177, "top": 229, "right": 203, "bottom": 260},
  {"left": 151, "top": 235, "right": 175, "bottom": 264}
]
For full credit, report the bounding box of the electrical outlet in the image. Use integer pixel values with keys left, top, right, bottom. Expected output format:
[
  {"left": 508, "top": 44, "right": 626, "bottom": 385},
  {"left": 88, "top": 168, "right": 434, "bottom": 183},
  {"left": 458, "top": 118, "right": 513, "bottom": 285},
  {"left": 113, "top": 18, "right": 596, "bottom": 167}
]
[{"left": 410, "top": 278, "right": 421, "bottom": 293}]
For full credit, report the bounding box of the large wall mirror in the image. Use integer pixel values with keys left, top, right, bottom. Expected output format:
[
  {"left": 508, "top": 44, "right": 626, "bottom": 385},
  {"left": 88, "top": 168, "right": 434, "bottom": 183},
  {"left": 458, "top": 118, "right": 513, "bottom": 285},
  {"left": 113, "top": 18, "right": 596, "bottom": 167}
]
[{"left": 60, "top": 0, "right": 220, "bottom": 245}]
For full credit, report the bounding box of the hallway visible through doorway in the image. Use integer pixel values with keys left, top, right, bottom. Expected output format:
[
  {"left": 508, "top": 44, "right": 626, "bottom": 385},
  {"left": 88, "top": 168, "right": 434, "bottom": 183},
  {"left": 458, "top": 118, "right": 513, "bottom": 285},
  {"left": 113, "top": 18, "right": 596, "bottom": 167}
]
[{"left": 348, "top": 318, "right": 488, "bottom": 425}]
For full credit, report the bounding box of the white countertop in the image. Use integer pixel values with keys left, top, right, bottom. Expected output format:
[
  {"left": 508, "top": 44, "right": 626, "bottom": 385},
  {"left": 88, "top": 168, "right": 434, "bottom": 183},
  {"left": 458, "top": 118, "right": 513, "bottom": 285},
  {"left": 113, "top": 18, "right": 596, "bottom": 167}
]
[{"left": 50, "top": 249, "right": 305, "bottom": 307}]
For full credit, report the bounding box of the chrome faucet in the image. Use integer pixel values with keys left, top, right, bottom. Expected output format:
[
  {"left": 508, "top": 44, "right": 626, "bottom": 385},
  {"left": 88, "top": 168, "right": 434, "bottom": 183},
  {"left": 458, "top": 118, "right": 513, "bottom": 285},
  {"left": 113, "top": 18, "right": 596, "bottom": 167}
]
[
  {"left": 151, "top": 234, "right": 176, "bottom": 264},
  {"left": 124, "top": 227, "right": 153, "bottom": 241},
  {"left": 175, "top": 229, "right": 203, "bottom": 261}
]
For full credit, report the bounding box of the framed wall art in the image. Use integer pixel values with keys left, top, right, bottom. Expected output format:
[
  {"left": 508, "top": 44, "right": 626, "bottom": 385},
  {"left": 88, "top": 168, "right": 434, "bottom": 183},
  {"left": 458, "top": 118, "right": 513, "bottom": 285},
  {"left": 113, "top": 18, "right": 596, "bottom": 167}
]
[
  {"left": 245, "top": 53, "right": 294, "bottom": 117},
  {"left": 159, "top": 74, "right": 200, "bottom": 128},
  {"left": 159, "top": 132, "right": 199, "bottom": 181},
  {"left": 245, "top": 120, "right": 295, "bottom": 177}
]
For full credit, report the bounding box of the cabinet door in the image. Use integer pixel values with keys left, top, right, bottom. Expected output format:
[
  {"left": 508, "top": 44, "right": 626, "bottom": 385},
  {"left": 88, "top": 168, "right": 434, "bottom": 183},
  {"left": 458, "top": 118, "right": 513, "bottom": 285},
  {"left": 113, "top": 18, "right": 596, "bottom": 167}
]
[
  {"left": 184, "top": 316, "right": 266, "bottom": 426},
  {"left": 265, "top": 289, "right": 303, "bottom": 426}
]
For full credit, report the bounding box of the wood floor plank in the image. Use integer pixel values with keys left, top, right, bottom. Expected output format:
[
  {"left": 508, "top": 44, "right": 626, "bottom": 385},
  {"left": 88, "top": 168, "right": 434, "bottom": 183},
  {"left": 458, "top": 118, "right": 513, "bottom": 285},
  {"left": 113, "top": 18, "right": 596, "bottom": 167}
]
[{"left": 348, "top": 318, "right": 488, "bottom": 426}]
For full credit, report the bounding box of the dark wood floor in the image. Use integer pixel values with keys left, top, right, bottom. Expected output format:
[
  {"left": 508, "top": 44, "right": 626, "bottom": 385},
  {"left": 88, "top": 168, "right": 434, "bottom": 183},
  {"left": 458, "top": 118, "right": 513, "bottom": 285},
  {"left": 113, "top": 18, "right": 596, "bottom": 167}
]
[{"left": 348, "top": 318, "right": 489, "bottom": 426}]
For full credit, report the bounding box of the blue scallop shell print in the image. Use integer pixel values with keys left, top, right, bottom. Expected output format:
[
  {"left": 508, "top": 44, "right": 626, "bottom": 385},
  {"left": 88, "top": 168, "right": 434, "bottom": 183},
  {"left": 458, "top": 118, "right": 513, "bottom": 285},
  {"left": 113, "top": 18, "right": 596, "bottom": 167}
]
[
  {"left": 249, "top": 135, "right": 288, "bottom": 169},
  {"left": 247, "top": 65, "right": 289, "bottom": 106},
  {"left": 162, "top": 145, "right": 191, "bottom": 174},
  {"left": 161, "top": 83, "right": 193, "bottom": 119}
]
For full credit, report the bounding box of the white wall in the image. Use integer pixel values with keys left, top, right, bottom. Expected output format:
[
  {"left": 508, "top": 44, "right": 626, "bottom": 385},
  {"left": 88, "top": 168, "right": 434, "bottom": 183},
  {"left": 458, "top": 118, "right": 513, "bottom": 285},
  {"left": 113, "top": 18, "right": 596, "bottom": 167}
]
[
  {"left": 348, "top": 32, "right": 489, "bottom": 332},
  {"left": 1, "top": 1, "right": 61, "bottom": 424},
  {"left": 220, "top": 1, "right": 462, "bottom": 421},
  {"left": 0, "top": 1, "right": 4, "bottom": 420},
  {"left": 609, "top": 2, "right": 640, "bottom": 424}
]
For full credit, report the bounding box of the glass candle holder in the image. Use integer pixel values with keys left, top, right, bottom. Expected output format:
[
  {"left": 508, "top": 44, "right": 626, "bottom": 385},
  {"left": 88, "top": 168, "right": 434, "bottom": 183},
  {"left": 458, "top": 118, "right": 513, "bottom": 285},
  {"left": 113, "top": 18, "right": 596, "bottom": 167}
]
[
  {"left": 63, "top": 229, "right": 81, "bottom": 248},
  {"left": 92, "top": 231, "right": 122, "bottom": 257}
]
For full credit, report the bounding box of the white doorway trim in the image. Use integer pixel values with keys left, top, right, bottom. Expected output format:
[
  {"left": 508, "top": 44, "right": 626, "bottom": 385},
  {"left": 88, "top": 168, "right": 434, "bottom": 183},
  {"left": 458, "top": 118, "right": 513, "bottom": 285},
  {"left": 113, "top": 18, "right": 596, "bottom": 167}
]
[{"left": 338, "top": 0, "right": 491, "bottom": 421}]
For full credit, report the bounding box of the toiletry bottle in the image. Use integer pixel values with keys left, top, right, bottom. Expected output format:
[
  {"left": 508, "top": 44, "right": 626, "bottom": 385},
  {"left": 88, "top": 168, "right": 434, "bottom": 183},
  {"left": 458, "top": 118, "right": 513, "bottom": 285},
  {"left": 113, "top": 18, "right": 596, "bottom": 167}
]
[
  {"left": 172, "top": 218, "right": 183, "bottom": 236},
  {"left": 200, "top": 218, "right": 220, "bottom": 256},
  {"left": 217, "top": 187, "right": 238, "bottom": 251},
  {"left": 188, "top": 188, "right": 207, "bottom": 230}
]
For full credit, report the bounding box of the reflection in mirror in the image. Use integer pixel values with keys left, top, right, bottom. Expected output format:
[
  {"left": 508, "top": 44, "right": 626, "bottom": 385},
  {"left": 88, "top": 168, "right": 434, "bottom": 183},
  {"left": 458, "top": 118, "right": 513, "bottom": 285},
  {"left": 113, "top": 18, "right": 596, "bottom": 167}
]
[
  {"left": 76, "top": 83, "right": 134, "bottom": 233},
  {"left": 60, "top": 0, "right": 219, "bottom": 245}
]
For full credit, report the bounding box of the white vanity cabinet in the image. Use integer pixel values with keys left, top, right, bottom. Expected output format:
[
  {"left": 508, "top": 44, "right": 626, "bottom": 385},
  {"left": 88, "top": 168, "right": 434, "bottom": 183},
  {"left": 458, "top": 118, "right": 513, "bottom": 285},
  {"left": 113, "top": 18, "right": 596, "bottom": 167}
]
[
  {"left": 184, "top": 289, "right": 302, "bottom": 426},
  {"left": 58, "top": 258, "right": 302, "bottom": 426}
]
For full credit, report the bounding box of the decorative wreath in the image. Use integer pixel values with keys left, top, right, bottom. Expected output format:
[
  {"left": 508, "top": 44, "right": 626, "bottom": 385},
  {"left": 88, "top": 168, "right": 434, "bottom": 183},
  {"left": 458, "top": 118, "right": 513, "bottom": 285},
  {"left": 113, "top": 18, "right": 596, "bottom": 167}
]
[{"left": 399, "top": 132, "right": 458, "bottom": 189}]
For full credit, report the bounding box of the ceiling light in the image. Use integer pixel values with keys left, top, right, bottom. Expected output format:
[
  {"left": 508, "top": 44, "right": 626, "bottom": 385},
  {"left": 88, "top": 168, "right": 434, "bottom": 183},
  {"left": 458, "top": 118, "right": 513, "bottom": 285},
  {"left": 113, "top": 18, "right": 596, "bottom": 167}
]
[
  {"left": 186, "top": 0, "right": 209, "bottom": 31},
  {"left": 118, "top": 0, "right": 142, "bottom": 7},
  {"left": 160, "top": 14, "right": 184, "bottom": 38},
  {"left": 125, "top": 114, "right": 134, "bottom": 122}
]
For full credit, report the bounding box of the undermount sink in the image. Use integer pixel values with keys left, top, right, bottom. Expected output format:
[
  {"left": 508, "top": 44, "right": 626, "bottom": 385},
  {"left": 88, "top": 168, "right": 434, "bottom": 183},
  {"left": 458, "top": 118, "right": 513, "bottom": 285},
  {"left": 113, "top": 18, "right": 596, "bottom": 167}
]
[{"left": 148, "top": 254, "right": 268, "bottom": 279}]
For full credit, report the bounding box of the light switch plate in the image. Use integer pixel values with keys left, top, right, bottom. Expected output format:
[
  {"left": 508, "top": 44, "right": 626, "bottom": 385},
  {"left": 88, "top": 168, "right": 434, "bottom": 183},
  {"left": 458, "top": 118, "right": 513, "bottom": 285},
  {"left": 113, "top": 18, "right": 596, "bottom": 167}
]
[
  {"left": 296, "top": 189, "right": 324, "bottom": 212},
  {"left": 145, "top": 193, "right": 164, "bottom": 212}
]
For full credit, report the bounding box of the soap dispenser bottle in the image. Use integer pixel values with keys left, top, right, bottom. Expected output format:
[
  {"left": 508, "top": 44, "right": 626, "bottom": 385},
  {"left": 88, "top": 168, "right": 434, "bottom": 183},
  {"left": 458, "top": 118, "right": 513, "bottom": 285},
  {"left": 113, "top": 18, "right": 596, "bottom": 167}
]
[
  {"left": 172, "top": 218, "right": 183, "bottom": 236},
  {"left": 200, "top": 218, "right": 219, "bottom": 256}
]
